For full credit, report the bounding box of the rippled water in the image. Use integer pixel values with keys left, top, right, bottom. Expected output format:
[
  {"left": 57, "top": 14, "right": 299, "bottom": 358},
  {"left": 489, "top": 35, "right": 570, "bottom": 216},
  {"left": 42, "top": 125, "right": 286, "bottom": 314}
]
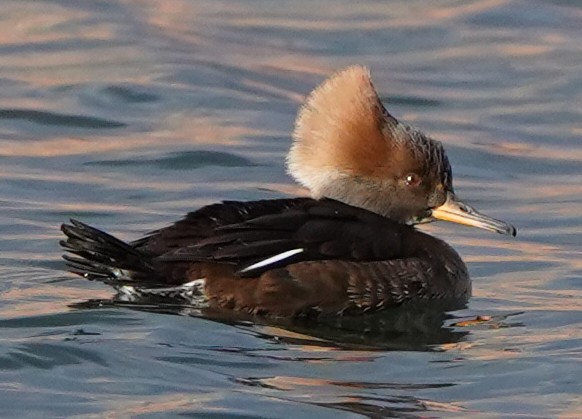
[{"left": 1, "top": 0, "right": 581, "bottom": 417}]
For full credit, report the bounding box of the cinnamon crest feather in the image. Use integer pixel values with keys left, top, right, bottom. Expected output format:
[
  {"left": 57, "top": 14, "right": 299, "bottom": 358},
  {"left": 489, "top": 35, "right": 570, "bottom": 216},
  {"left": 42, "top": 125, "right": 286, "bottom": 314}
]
[{"left": 287, "top": 65, "right": 452, "bottom": 223}]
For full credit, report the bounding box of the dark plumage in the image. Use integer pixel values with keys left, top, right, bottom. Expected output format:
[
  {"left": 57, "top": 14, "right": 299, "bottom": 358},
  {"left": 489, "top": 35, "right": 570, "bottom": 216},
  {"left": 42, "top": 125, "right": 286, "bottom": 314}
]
[{"left": 61, "top": 198, "right": 469, "bottom": 316}]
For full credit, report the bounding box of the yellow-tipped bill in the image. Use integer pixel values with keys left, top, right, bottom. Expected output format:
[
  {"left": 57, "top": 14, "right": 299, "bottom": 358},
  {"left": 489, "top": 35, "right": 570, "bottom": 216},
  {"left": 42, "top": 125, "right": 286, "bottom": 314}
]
[{"left": 431, "top": 193, "right": 516, "bottom": 236}]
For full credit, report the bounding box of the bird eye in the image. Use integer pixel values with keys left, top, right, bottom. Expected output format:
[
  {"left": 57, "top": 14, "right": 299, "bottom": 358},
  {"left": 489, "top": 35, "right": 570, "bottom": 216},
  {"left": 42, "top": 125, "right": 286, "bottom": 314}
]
[{"left": 404, "top": 173, "right": 421, "bottom": 187}]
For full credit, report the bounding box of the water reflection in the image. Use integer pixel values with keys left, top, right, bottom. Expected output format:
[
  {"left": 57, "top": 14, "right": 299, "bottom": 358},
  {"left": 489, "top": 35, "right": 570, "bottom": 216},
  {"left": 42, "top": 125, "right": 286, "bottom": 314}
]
[
  {"left": 70, "top": 297, "right": 471, "bottom": 352},
  {"left": 235, "top": 374, "right": 467, "bottom": 418},
  {"left": 62, "top": 298, "right": 477, "bottom": 416}
]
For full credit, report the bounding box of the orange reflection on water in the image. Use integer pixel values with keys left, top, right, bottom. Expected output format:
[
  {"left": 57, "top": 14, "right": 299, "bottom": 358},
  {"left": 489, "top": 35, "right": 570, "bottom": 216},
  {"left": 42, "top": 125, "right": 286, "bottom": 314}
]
[
  {"left": 0, "top": 4, "right": 88, "bottom": 44},
  {"left": 426, "top": 0, "right": 507, "bottom": 20},
  {"left": 94, "top": 392, "right": 222, "bottom": 418},
  {"left": 0, "top": 283, "right": 111, "bottom": 319},
  {"left": 0, "top": 114, "right": 256, "bottom": 157}
]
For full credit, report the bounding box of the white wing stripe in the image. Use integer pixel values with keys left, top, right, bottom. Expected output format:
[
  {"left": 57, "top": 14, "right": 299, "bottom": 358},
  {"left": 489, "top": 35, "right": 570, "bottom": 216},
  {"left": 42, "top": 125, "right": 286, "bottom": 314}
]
[{"left": 240, "top": 248, "right": 304, "bottom": 273}]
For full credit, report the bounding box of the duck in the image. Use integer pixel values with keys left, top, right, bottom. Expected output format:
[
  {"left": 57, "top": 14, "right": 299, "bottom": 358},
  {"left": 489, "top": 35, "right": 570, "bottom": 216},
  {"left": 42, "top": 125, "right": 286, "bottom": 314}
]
[{"left": 61, "top": 65, "right": 516, "bottom": 317}]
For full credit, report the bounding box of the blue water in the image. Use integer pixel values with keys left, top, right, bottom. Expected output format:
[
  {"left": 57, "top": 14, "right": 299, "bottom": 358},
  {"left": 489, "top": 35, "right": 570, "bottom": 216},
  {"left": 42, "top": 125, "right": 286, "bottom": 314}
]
[{"left": 1, "top": 0, "right": 581, "bottom": 417}]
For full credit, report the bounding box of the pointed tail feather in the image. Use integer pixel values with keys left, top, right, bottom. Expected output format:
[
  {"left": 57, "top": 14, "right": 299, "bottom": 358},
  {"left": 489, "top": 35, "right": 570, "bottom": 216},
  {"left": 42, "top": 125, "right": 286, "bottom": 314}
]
[{"left": 60, "top": 219, "right": 160, "bottom": 284}]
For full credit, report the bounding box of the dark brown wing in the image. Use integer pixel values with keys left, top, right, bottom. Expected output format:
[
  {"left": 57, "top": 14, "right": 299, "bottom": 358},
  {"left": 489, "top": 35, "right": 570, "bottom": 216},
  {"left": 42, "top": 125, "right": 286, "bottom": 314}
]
[
  {"left": 157, "top": 199, "right": 416, "bottom": 277},
  {"left": 132, "top": 198, "right": 312, "bottom": 255},
  {"left": 60, "top": 198, "right": 311, "bottom": 286}
]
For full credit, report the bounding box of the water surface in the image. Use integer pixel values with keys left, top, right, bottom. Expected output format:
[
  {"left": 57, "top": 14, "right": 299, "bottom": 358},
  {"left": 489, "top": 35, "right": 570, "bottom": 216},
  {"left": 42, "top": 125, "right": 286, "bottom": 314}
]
[{"left": 0, "top": 0, "right": 581, "bottom": 417}]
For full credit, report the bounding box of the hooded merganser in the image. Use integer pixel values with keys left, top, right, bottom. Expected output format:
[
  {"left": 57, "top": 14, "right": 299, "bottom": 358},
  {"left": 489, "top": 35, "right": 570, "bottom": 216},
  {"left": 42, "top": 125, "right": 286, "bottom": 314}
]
[{"left": 61, "top": 66, "right": 516, "bottom": 317}]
